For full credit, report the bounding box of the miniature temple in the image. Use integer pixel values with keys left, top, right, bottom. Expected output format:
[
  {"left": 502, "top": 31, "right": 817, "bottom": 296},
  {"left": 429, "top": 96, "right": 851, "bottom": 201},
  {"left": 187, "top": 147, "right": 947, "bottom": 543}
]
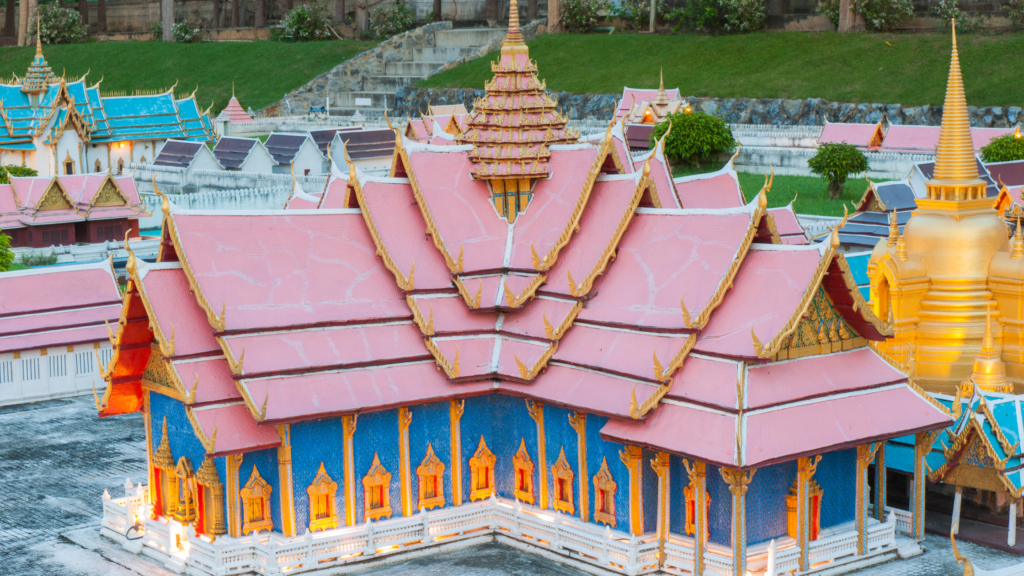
[
  {"left": 96, "top": 4, "right": 952, "bottom": 576},
  {"left": 0, "top": 34, "right": 213, "bottom": 178}
]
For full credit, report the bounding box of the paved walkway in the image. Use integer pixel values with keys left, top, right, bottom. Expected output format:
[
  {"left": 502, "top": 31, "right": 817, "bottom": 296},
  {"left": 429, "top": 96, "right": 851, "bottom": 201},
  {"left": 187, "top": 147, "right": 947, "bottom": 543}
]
[{"left": 2, "top": 395, "right": 1024, "bottom": 576}]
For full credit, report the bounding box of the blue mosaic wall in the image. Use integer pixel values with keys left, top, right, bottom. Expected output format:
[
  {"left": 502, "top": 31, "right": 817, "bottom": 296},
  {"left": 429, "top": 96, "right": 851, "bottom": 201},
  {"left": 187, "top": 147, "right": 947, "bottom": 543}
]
[
  {"left": 407, "top": 401, "right": 453, "bottom": 510},
  {"left": 544, "top": 404, "right": 579, "bottom": 516},
  {"left": 745, "top": 461, "right": 795, "bottom": 545},
  {"left": 641, "top": 448, "right": 660, "bottom": 534},
  {"left": 150, "top": 391, "right": 208, "bottom": 472},
  {"left": 668, "top": 455, "right": 686, "bottom": 536},
  {"left": 239, "top": 447, "right": 282, "bottom": 532},
  {"left": 290, "top": 417, "right": 347, "bottom": 535},
  {"left": 818, "top": 448, "right": 856, "bottom": 529},
  {"left": 492, "top": 396, "right": 538, "bottom": 501},
  {"left": 587, "top": 414, "right": 630, "bottom": 529},
  {"left": 706, "top": 464, "right": 733, "bottom": 547},
  {"left": 460, "top": 395, "right": 495, "bottom": 501},
  {"left": 352, "top": 409, "right": 402, "bottom": 523}
]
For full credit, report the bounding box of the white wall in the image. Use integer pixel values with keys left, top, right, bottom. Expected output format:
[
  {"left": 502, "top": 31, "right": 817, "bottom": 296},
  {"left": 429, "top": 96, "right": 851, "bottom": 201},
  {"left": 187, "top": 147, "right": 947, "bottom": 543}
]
[
  {"left": 0, "top": 341, "right": 113, "bottom": 407},
  {"left": 239, "top": 144, "right": 276, "bottom": 174}
]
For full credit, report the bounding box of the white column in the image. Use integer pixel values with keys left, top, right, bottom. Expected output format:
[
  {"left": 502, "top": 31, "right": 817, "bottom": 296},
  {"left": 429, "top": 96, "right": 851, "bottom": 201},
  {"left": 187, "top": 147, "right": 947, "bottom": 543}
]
[
  {"left": 1010, "top": 501, "right": 1018, "bottom": 547},
  {"left": 952, "top": 487, "right": 962, "bottom": 535}
]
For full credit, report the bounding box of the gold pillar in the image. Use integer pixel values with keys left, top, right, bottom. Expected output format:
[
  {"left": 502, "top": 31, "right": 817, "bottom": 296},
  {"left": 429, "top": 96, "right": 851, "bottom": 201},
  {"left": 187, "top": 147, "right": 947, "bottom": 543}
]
[
  {"left": 450, "top": 400, "right": 464, "bottom": 506},
  {"left": 651, "top": 452, "right": 670, "bottom": 567},
  {"left": 342, "top": 414, "right": 358, "bottom": 526},
  {"left": 720, "top": 469, "right": 755, "bottom": 576},
  {"left": 797, "top": 455, "right": 822, "bottom": 572},
  {"left": 568, "top": 411, "right": 588, "bottom": 522},
  {"left": 143, "top": 391, "right": 154, "bottom": 507},
  {"left": 619, "top": 445, "right": 643, "bottom": 536},
  {"left": 856, "top": 444, "right": 879, "bottom": 555},
  {"left": 683, "top": 460, "right": 708, "bottom": 576},
  {"left": 874, "top": 443, "right": 887, "bottom": 522},
  {"left": 527, "top": 400, "right": 547, "bottom": 509},
  {"left": 912, "top": 431, "right": 939, "bottom": 540},
  {"left": 226, "top": 454, "right": 243, "bottom": 537},
  {"left": 277, "top": 424, "right": 296, "bottom": 537},
  {"left": 399, "top": 407, "right": 413, "bottom": 516}
]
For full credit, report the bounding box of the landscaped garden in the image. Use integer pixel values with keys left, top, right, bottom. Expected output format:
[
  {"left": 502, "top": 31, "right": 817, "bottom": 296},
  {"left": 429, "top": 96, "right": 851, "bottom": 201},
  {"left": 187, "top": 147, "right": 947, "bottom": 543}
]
[
  {"left": 420, "top": 31, "right": 1024, "bottom": 106},
  {"left": 0, "top": 39, "right": 378, "bottom": 113}
]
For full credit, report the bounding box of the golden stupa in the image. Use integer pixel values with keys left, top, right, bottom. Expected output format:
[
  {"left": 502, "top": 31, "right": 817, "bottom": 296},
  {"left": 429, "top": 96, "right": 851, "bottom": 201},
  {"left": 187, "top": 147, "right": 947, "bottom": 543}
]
[{"left": 869, "top": 22, "right": 1024, "bottom": 395}]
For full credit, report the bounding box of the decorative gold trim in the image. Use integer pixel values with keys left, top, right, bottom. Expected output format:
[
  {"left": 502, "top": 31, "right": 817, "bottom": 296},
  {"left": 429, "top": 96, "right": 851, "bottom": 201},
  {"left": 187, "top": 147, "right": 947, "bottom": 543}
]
[
  {"left": 416, "top": 443, "right": 446, "bottom": 511},
  {"left": 569, "top": 410, "right": 588, "bottom": 522},
  {"left": 307, "top": 463, "right": 339, "bottom": 532},
  {"left": 454, "top": 277, "right": 483, "bottom": 309},
  {"left": 184, "top": 405, "right": 217, "bottom": 453},
  {"left": 551, "top": 447, "right": 576, "bottom": 515},
  {"left": 362, "top": 453, "right": 393, "bottom": 521},
  {"left": 353, "top": 176, "right": 415, "bottom": 291},
  {"left": 240, "top": 465, "right": 273, "bottom": 534},
  {"left": 543, "top": 301, "right": 583, "bottom": 341},
  {"left": 469, "top": 437, "right": 496, "bottom": 501},
  {"left": 424, "top": 339, "right": 460, "bottom": 378},
  {"left": 593, "top": 457, "right": 617, "bottom": 527},
  {"left": 630, "top": 336, "right": 695, "bottom": 418},
  {"left": 503, "top": 274, "right": 547, "bottom": 308},
  {"left": 406, "top": 296, "right": 435, "bottom": 336},
  {"left": 514, "top": 342, "right": 558, "bottom": 381},
  {"left": 512, "top": 438, "right": 535, "bottom": 504},
  {"left": 399, "top": 145, "right": 464, "bottom": 274}
]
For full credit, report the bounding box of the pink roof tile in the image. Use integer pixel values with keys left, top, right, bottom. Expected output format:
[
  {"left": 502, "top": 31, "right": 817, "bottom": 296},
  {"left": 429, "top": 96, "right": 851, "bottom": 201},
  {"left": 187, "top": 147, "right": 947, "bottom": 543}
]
[
  {"left": 171, "top": 357, "right": 241, "bottom": 406},
  {"left": 0, "top": 303, "right": 121, "bottom": 338},
  {"left": 219, "top": 97, "right": 255, "bottom": 124},
  {"left": 500, "top": 297, "right": 577, "bottom": 340},
  {"left": 768, "top": 205, "right": 806, "bottom": 244},
  {"left": 286, "top": 193, "right": 321, "bottom": 210},
  {"left": 633, "top": 151, "right": 679, "bottom": 208},
  {"left": 601, "top": 403, "right": 738, "bottom": 465},
  {"left": 139, "top": 266, "right": 220, "bottom": 357},
  {"left": 664, "top": 354, "right": 741, "bottom": 410},
  {"left": 356, "top": 179, "right": 453, "bottom": 291},
  {"left": 0, "top": 261, "right": 120, "bottom": 318},
  {"left": 0, "top": 184, "right": 16, "bottom": 212},
  {"left": 616, "top": 88, "right": 681, "bottom": 118},
  {"left": 499, "top": 364, "right": 657, "bottom": 419},
  {"left": 407, "top": 149, "right": 505, "bottom": 274},
  {"left": 818, "top": 123, "right": 879, "bottom": 148},
  {"left": 508, "top": 148, "right": 598, "bottom": 270},
  {"left": 0, "top": 324, "right": 109, "bottom": 354},
  {"left": 880, "top": 125, "right": 941, "bottom": 152},
  {"left": 432, "top": 336, "right": 548, "bottom": 380},
  {"left": 221, "top": 322, "right": 431, "bottom": 378},
  {"left": 192, "top": 402, "right": 279, "bottom": 457},
  {"left": 241, "top": 361, "right": 491, "bottom": 423},
  {"left": 745, "top": 348, "right": 906, "bottom": 409},
  {"left": 673, "top": 172, "right": 746, "bottom": 210},
  {"left": 11, "top": 177, "right": 50, "bottom": 208},
  {"left": 554, "top": 324, "right": 691, "bottom": 382},
  {"left": 318, "top": 177, "right": 350, "bottom": 209},
  {"left": 171, "top": 212, "right": 410, "bottom": 333},
  {"left": 695, "top": 247, "right": 824, "bottom": 359},
  {"left": 408, "top": 294, "right": 499, "bottom": 334},
  {"left": 579, "top": 211, "right": 754, "bottom": 331},
  {"left": 542, "top": 176, "right": 641, "bottom": 298}
]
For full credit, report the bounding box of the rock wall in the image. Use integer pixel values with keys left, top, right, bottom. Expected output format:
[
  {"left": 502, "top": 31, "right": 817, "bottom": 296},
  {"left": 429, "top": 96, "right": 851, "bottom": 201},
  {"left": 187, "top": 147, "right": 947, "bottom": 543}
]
[{"left": 393, "top": 88, "right": 1023, "bottom": 127}]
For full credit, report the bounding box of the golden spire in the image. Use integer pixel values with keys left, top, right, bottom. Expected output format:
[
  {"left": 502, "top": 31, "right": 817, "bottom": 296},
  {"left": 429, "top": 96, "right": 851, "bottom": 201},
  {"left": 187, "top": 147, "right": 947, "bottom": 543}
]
[
  {"left": 1012, "top": 218, "right": 1024, "bottom": 259},
  {"left": 928, "top": 20, "right": 986, "bottom": 196},
  {"left": 887, "top": 210, "right": 899, "bottom": 248},
  {"left": 965, "top": 303, "right": 1012, "bottom": 393},
  {"left": 653, "top": 67, "right": 670, "bottom": 107},
  {"left": 35, "top": 25, "right": 42, "bottom": 57},
  {"left": 505, "top": 0, "right": 524, "bottom": 46}
]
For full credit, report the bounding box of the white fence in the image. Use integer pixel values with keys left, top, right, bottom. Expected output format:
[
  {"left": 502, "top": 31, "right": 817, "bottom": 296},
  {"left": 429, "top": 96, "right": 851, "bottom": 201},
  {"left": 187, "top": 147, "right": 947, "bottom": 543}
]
[
  {"left": 102, "top": 486, "right": 898, "bottom": 576},
  {"left": 0, "top": 340, "right": 114, "bottom": 407},
  {"left": 11, "top": 238, "right": 161, "bottom": 267}
]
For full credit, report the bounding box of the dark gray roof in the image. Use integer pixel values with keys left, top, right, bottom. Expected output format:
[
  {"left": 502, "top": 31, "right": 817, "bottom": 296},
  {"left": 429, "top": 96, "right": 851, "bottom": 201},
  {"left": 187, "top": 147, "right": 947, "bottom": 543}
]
[
  {"left": 153, "top": 140, "right": 203, "bottom": 168},
  {"left": 873, "top": 181, "right": 917, "bottom": 211},
  {"left": 335, "top": 129, "right": 395, "bottom": 160},
  {"left": 264, "top": 133, "right": 311, "bottom": 165},
  {"left": 837, "top": 211, "right": 911, "bottom": 249},
  {"left": 213, "top": 137, "right": 259, "bottom": 170},
  {"left": 916, "top": 158, "right": 999, "bottom": 197},
  {"left": 985, "top": 160, "right": 1024, "bottom": 187},
  {"left": 309, "top": 128, "right": 360, "bottom": 155}
]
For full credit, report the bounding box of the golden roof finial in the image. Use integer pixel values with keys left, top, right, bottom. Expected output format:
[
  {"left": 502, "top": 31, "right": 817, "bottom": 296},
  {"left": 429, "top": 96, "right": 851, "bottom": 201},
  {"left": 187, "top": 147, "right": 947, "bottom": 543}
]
[
  {"left": 896, "top": 234, "right": 908, "bottom": 261},
  {"left": 232, "top": 79, "right": 235, "bottom": 98},
  {"left": 931, "top": 19, "right": 983, "bottom": 186},
  {"left": 653, "top": 67, "right": 670, "bottom": 107},
  {"left": 968, "top": 302, "right": 1012, "bottom": 393},
  {"left": 504, "top": 0, "right": 525, "bottom": 46},
  {"left": 888, "top": 210, "right": 899, "bottom": 248},
  {"left": 35, "top": 24, "right": 42, "bottom": 57},
  {"left": 1012, "top": 217, "right": 1024, "bottom": 259}
]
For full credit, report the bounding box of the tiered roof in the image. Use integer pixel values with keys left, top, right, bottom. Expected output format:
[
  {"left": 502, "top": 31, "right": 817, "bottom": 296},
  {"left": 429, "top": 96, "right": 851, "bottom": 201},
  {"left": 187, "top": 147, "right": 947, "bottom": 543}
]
[
  {"left": 0, "top": 173, "right": 146, "bottom": 233},
  {"left": 21, "top": 34, "right": 57, "bottom": 94},
  {"left": 216, "top": 95, "right": 254, "bottom": 124},
  {"left": 454, "top": 0, "right": 578, "bottom": 181}
]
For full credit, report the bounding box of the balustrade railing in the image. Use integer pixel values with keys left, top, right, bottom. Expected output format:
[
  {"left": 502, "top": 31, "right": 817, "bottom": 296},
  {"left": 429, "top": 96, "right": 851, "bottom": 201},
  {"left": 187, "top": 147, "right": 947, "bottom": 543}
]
[{"left": 101, "top": 487, "right": 900, "bottom": 576}]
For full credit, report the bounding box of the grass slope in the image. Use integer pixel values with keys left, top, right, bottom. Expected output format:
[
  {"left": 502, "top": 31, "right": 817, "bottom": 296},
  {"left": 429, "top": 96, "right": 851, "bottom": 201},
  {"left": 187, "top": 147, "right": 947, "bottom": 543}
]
[
  {"left": 420, "top": 32, "right": 1024, "bottom": 106},
  {"left": 0, "top": 39, "right": 378, "bottom": 113}
]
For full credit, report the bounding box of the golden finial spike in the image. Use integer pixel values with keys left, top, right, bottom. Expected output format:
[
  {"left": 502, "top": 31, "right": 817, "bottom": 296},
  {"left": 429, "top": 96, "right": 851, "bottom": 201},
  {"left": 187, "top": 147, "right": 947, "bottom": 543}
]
[
  {"left": 1013, "top": 217, "right": 1024, "bottom": 259},
  {"left": 36, "top": 24, "right": 42, "bottom": 57},
  {"left": 232, "top": 80, "right": 235, "bottom": 98},
  {"left": 888, "top": 210, "right": 899, "bottom": 248},
  {"left": 932, "top": 19, "right": 980, "bottom": 184},
  {"left": 982, "top": 302, "right": 994, "bottom": 354},
  {"left": 504, "top": 0, "right": 525, "bottom": 45}
]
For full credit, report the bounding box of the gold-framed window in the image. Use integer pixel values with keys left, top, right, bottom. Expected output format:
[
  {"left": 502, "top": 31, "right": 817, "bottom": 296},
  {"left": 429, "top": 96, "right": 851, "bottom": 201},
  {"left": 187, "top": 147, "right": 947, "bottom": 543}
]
[
  {"left": 362, "top": 453, "right": 393, "bottom": 521},
  {"left": 416, "top": 443, "right": 446, "bottom": 511},
  {"left": 171, "top": 457, "right": 197, "bottom": 523},
  {"left": 512, "top": 438, "right": 535, "bottom": 504},
  {"left": 195, "top": 457, "right": 226, "bottom": 536},
  {"left": 786, "top": 479, "right": 823, "bottom": 541},
  {"left": 683, "top": 480, "right": 710, "bottom": 537},
  {"left": 593, "top": 457, "right": 617, "bottom": 527},
  {"left": 551, "top": 447, "right": 575, "bottom": 515},
  {"left": 469, "top": 437, "right": 496, "bottom": 501},
  {"left": 307, "top": 463, "right": 339, "bottom": 532},
  {"left": 240, "top": 465, "right": 273, "bottom": 535}
]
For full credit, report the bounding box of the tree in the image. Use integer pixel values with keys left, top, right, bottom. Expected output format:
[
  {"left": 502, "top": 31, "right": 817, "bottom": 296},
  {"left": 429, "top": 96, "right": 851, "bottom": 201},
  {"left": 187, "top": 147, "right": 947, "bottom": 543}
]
[
  {"left": 837, "top": 0, "right": 865, "bottom": 30},
  {"left": 232, "top": 0, "right": 239, "bottom": 26},
  {"left": 549, "top": 0, "right": 561, "bottom": 31},
  {"left": 79, "top": 0, "right": 88, "bottom": 24},
  {"left": 808, "top": 142, "right": 868, "bottom": 199},
  {"left": 4, "top": 0, "right": 16, "bottom": 37},
  {"left": 980, "top": 131, "right": 1024, "bottom": 163},
  {"left": 650, "top": 110, "right": 737, "bottom": 166},
  {"left": 98, "top": 0, "right": 106, "bottom": 32},
  {"left": 212, "top": 0, "right": 221, "bottom": 28},
  {"left": 162, "top": 0, "right": 172, "bottom": 40},
  {"left": 255, "top": 0, "right": 264, "bottom": 26},
  {"left": 0, "top": 230, "right": 13, "bottom": 273}
]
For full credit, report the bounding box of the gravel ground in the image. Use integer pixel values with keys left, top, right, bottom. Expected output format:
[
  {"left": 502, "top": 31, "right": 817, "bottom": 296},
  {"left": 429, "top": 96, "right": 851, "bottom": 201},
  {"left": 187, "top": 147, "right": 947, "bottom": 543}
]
[{"left": 2, "top": 395, "right": 1023, "bottom": 576}]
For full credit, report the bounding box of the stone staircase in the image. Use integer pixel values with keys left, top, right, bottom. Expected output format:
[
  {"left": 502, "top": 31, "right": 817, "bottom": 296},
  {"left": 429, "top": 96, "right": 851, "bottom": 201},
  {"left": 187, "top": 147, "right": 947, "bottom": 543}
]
[{"left": 263, "top": 21, "right": 545, "bottom": 118}]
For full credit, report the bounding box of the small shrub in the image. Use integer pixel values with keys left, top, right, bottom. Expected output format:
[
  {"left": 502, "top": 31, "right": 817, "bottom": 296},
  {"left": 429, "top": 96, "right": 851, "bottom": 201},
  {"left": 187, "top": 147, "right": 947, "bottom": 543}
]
[
  {"left": 0, "top": 165, "right": 38, "bottom": 184},
  {"left": 611, "top": 0, "right": 667, "bottom": 30},
  {"left": 173, "top": 20, "right": 203, "bottom": 42},
  {"left": 816, "top": 0, "right": 839, "bottom": 29},
  {"left": 650, "top": 111, "right": 736, "bottom": 166},
  {"left": 151, "top": 21, "right": 163, "bottom": 37},
  {"left": 931, "top": 0, "right": 984, "bottom": 32},
  {"left": 670, "top": 0, "right": 765, "bottom": 33},
  {"left": 369, "top": 0, "right": 415, "bottom": 38},
  {"left": 28, "top": 4, "right": 88, "bottom": 44},
  {"left": 561, "top": 0, "right": 608, "bottom": 33},
  {"left": 981, "top": 132, "right": 1024, "bottom": 163},
  {"left": 19, "top": 251, "right": 58, "bottom": 267},
  {"left": 1004, "top": 0, "right": 1024, "bottom": 28},
  {"left": 282, "top": 1, "right": 334, "bottom": 41},
  {"left": 0, "top": 231, "right": 12, "bottom": 273},
  {"left": 808, "top": 142, "right": 869, "bottom": 199},
  {"left": 857, "top": 0, "right": 914, "bottom": 31}
]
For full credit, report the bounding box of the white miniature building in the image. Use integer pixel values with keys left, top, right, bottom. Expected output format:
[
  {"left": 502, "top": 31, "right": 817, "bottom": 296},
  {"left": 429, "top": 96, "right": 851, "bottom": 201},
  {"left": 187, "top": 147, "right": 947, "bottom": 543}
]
[
  {"left": 265, "top": 132, "right": 327, "bottom": 176},
  {"left": 212, "top": 137, "right": 276, "bottom": 173},
  {"left": 153, "top": 140, "right": 224, "bottom": 174}
]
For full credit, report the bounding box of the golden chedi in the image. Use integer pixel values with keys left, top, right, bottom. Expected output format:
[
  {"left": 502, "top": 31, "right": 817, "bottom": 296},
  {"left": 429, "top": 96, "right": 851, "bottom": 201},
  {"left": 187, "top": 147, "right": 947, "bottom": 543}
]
[
  {"left": 869, "top": 22, "right": 1024, "bottom": 394},
  {"left": 960, "top": 305, "right": 1013, "bottom": 395}
]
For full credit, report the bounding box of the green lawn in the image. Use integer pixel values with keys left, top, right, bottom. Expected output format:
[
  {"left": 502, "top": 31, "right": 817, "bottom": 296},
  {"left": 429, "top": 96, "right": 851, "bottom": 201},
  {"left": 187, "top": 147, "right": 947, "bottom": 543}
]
[
  {"left": 0, "top": 39, "right": 379, "bottom": 114},
  {"left": 420, "top": 32, "right": 1024, "bottom": 107},
  {"left": 674, "top": 164, "right": 872, "bottom": 217}
]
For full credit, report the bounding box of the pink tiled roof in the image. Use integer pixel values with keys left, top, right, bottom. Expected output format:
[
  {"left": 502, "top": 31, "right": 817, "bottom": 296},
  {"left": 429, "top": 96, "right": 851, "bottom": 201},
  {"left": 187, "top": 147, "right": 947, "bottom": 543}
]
[
  {"left": 218, "top": 96, "right": 254, "bottom": 124},
  {"left": 818, "top": 123, "right": 880, "bottom": 148},
  {"left": 673, "top": 168, "right": 746, "bottom": 210}
]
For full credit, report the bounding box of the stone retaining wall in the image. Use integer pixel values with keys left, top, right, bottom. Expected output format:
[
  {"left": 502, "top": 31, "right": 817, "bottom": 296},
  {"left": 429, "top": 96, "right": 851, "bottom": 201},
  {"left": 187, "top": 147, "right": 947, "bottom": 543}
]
[{"left": 393, "top": 88, "right": 1023, "bottom": 127}]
